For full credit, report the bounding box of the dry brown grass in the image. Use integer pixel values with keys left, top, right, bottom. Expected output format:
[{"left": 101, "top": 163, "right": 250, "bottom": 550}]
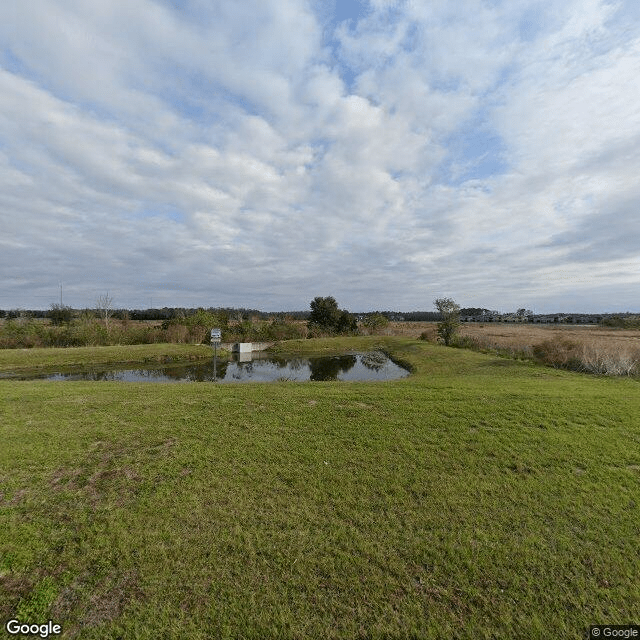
[
  {"left": 380, "top": 321, "right": 640, "bottom": 375},
  {"left": 381, "top": 320, "right": 640, "bottom": 349},
  {"left": 461, "top": 322, "right": 640, "bottom": 351}
]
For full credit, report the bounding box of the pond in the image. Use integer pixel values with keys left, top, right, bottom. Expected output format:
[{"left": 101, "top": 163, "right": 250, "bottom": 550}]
[{"left": 7, "top": 351, "right": 411, "bottom": 383}]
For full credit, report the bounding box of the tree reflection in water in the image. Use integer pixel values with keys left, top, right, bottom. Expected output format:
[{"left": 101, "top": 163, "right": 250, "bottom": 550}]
[
  {"left": 360, "top": 351, "right": 387, "bottom": 371},
  {"left": 309, "top": 354, "right": 357, "bottom": 381}
]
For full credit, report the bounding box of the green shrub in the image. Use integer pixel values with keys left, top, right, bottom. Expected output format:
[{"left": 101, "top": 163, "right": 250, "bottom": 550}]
[
  {"left": 419, "top": 328, "right": 437, "bottom": 343},
  {"left": 601, "top": 315, "right": 640, "bottom": 329},
  {"left": 362, "top": 313, "right": 389, "bottom": 333},
  {"left": 0, "top": 318, "right": 47, "bottom": 348},
  {"left": 0, "top": 310, "right": 304, "bottom": 349},
  {"left": 47, "top": 304, "right": 73, "bottom": 325}
]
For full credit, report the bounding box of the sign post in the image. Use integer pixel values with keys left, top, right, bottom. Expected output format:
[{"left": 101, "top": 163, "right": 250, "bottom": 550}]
[{"left": 210, "top": 328, "right": 221, "bottom": 380}]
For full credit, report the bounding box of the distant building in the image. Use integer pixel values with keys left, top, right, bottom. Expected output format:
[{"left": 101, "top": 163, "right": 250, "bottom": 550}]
[{"left": 460, "top": 313, "right": 605, "bottom": 324}]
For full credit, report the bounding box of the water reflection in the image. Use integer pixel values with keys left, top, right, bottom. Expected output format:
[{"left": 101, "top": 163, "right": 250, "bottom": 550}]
[
  {"left": 360, "top": 352, "right": 388, "bottom": 371},
  {"left": 18, "top": 351, "right": 409, "bottom": 383},
  {"left": 309, "top": 354, "right": 357, "bottom": 381}
]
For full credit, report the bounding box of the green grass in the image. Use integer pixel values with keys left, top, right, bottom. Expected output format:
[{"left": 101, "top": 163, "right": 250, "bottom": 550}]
[
  {"left": 0, "top": 343, "right": 217, "bottom": 375},
  {"left": 1, "top": 338, "right": 639, "bottom": 638}
]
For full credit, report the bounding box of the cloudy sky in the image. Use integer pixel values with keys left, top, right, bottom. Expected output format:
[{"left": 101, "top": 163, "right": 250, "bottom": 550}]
[{"left": 1, "top": 0, "right": 639, "bottom": 313}]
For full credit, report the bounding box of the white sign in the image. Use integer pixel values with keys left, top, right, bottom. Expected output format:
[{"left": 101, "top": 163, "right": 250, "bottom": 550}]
[{"left": 210, "top": 328, "right": 222, "bottom": 343}]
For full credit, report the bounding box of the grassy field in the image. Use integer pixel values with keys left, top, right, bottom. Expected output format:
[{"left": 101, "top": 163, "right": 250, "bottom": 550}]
[
  {"left": 1, "top": 337, "right": 639, "bottom": 638},
  {"left": 383, "top": 320, "right": 640, "bottom": 351},
  {"left": 457, "top": 322, "right": 640, "bottom": 351}
]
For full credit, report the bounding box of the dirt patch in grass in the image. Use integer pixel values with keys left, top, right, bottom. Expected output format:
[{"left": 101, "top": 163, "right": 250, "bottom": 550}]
[
  {"left": 47, "top": 443, "right": 156, "bottom": 509},
  {"left": 83, "top": 571, "right": 142, "bottom": 627},
  {"left": 8, "top": 489, "right": 28, "bottom": 505},
  {"left": 0, "top": 574, "right": 33, "bottom": 608},
  {"left": 51, "top": 570, "right": 143, "bottom": 632}
]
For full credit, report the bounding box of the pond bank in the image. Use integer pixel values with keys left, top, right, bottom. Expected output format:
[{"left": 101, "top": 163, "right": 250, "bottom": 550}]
[{"left": 0, "top": 343, "right": 215, "bottom": 375}]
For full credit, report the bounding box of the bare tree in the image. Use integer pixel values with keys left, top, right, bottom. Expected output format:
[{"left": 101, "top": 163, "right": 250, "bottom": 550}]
[{"left": 96, "top": 292, "right": 114, "bottom": 332}]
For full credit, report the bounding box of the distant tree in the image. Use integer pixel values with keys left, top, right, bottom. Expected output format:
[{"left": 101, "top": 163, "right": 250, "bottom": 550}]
[
  {"left": 460, "top": 308, "right": 493, "bottom": 317},
  {"left": 363, "top": 312, "right": 389, "bottom": 333},
  {"left": 335, "top": 309, "right": 358, "bottom": 333},
  {"left": 7, "top": 309, "right": 31, "bottom": 323},
  {"left": 96, "top": 292, "right": 114, "bottom": 332},
  {"left": 601, "top": 315, "right": 640, "bottom": 329},
  {"left": 402, "top": 311, "right": 441, "bottom": 321},
  {"left": 48, "top": 303, "right": 73, "bottom": 325},
  {"left": 308, "top": 296, "right": 340, "bottom": 329},
  {"left": 308, "top": 296, "right": 357, "bottom": 334},
  {"left": 434, "top": 297, "right": 461, "bottom": 346}
]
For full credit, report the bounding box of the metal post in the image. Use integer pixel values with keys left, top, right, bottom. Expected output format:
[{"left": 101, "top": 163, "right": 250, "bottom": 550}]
[{"left": 210, "top": 328, "right": 221, "bottom": 382}]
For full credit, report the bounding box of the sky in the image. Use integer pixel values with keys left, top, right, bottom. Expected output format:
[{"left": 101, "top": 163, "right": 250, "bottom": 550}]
[{"left": 1, "top": 0, "right": 639, "bottom": 313}]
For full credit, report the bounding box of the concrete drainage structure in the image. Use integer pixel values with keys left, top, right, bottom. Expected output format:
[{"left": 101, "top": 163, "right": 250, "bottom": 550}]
[{"left": 229, "top": 342, "right": 273, "bottom": 353}]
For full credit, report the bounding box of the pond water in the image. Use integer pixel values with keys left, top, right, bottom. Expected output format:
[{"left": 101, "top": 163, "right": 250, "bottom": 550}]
[{"left": 10, "top": 352, "right": 410, "bottom": 383}]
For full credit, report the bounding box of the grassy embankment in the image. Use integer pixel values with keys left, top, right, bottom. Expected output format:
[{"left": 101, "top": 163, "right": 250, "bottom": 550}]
[
  {"left": 0, "top": 343, "right": 215, "bottom": 376},
  {"left": 1, "top": 337, "right": 639, "bottom": 639}
]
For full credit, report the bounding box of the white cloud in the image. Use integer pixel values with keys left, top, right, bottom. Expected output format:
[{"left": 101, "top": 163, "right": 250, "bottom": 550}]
[{"left": 1, "top": 0, "right": 639, "bottom": 312}]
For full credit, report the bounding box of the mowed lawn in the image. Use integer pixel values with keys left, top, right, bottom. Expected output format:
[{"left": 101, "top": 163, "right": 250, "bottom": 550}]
[{"left": 1, "top": 338, "right": 639, "bottom": 639}]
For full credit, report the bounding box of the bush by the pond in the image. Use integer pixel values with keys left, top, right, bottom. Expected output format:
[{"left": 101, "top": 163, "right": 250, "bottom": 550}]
[
  {"left": 0, "top": 317, "right": 163, "bottom": 348},
  {"left": 0, "top": 313, "right": 306, "bottom": 349},
  {"left": 418, "top": 327, "right": 437, "bottom": 343}
]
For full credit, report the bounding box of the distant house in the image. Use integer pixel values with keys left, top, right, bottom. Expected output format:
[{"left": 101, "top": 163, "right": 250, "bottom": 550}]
[{"left": 457, "top": 313, "right": 608, "bottom": 325}]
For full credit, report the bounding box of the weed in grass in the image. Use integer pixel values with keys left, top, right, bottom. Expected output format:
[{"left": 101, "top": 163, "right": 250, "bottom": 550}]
[{"left": 15, "top": 576, "right": 58, "bottom": 622}]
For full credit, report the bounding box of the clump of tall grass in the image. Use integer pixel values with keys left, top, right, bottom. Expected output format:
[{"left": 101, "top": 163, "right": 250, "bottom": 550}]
[
  {"left": 449, "top": 333, "right": 639, "bottom": 376},
  {"left": 531, "top": 339, "right": 639, "bottom": 375},
  {"left": 225, "top": 318, "right": 306, "bottom": 342},
  {"left": 531, "top": 338, "right": 582, "bottom": 370},
  {"left": 577, "top": 343, "right": 639, "bottom": 376},
  {"left": 450, "top": 334, "right": 532, "bottom": 360}
]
